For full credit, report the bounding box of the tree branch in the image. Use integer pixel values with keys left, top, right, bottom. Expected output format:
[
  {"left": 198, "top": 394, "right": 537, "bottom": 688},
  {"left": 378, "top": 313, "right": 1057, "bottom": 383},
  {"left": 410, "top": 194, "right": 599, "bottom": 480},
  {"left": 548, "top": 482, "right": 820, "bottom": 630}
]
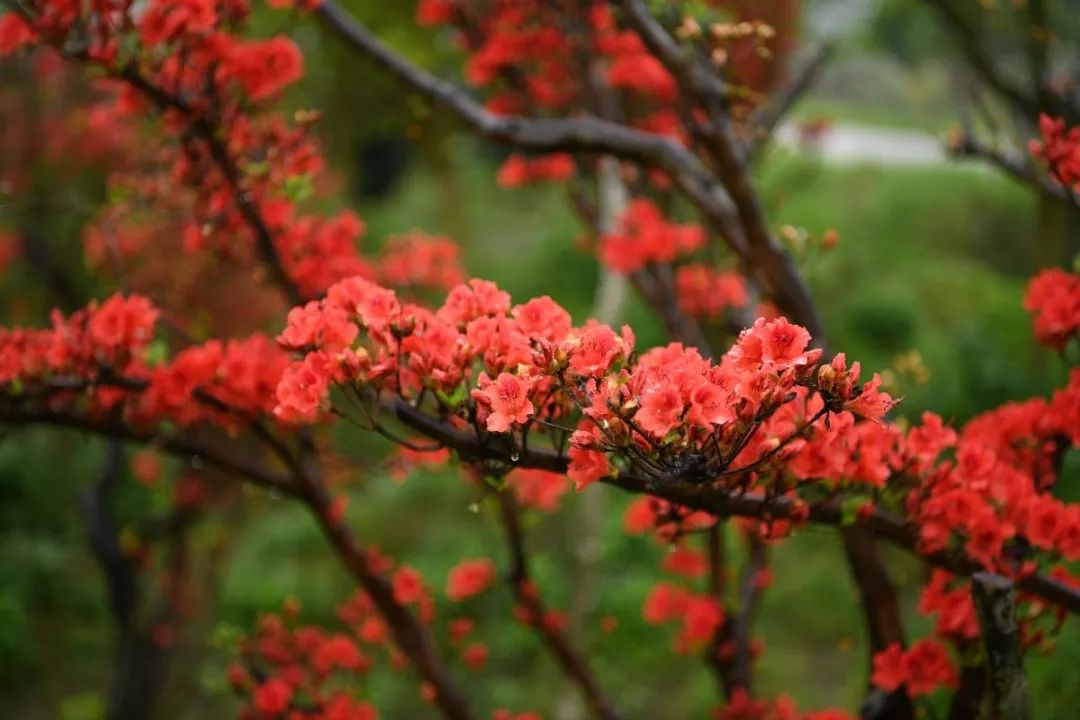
[
  {"left": 298, "top": 472, "right": 475, "bottom": 719},
  {"left": 950, "top": 130, "right": 1077, "bottom": 206},
  {"left": 388, "top": 399, "right": 1080, "bottom": 615},
  {"left": 1, "top": 392, "right": 475, "bottom": 718},
  {"left": 948, "top": 641, "right": 986, "bottom": 720},
  {"left": 108, "top": 63, "right": 304, "bottom": 306},
  {"left": 710, "top": 534, "right": 767, "bottom": 697},
  {"left": 840, "top": 526, "right": 914, "bottom": 720},
  {"left": 613, "top": 0, "right": 823, "bottom": 340},
  {"left": 1, "top": 406, "right": 299, "bottom": 496},
  {"left": 495, "top": 491, "right": 623, "bottom": 720},
  {"left": 746, "top": 44, "right": 834, "bottom": 160},
  {"left": 972, "top": 572, "right": 1030, "bottom": 720},
  {"left": 315, "top": 0, "right": 822, "bottom": 339},
  {"left": 920, "top": 0, "right": 1043, "bottom": 118}
]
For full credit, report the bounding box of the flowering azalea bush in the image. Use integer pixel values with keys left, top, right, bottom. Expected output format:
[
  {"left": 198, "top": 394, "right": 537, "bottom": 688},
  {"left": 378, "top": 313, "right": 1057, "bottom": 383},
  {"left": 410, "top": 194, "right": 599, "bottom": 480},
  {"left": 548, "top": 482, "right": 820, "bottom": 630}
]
[{"left": 2, "top": 1, "right": 1080, "bottom": 719}]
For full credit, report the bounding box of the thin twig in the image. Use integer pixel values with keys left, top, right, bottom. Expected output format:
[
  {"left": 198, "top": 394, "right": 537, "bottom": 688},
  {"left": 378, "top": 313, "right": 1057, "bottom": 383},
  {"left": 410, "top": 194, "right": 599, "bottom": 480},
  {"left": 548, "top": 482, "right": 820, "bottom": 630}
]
[{"left": 495, "top": 490, "right": 623, "bottom": 720}]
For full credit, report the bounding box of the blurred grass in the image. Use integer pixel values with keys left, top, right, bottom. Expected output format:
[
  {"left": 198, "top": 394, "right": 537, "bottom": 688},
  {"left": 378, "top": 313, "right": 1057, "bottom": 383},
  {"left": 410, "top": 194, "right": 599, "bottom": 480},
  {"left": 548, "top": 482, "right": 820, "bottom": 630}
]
[
  {"left": 756, "top": 154, "right": 1068, "bottom": 423},
  {"left": 790, "top": 95, "right": 953, "bottom": 134}
]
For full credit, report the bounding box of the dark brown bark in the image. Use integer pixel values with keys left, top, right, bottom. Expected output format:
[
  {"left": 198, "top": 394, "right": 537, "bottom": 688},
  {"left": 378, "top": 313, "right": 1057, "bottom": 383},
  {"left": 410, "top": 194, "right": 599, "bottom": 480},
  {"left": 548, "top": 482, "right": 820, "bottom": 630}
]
[
  {"left": 496, "top": 492, "right": 623, "bottom": 720},
  {"left": 840, "top": 527, "right": 914, "bottom": 720},
  {"left": 296, "top": 461, "right": 475, "bottom": 720},
  {"left": 972, "top": 573, "right": 1030, "bottom": 720},
  {"left": 387, "top": 397, "right": 1080, "bottom": 614}
]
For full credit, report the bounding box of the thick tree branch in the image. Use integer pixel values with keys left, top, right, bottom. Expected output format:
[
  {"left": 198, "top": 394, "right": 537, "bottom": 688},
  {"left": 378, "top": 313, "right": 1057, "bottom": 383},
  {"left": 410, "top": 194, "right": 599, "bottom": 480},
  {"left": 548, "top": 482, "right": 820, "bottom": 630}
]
[
  {"left": 710, "top": 534, "right": 767, "bottom": 697},
  {"left": 0, "top": 399, "right": 475, "bottom": 719},
  {"left": 315, "top": 0, "right": 823, "bottom": 338},
  {"left": 840, "top": 526, "right": 914, "bottom": 720},
  {"left": 972, "top": 573, "right": 1030, "bottom": 720},
  {"left": 0, "top": 406, "right": 299, "bottom": 496},
  {"left": 948, "top": 641, "right": 986, "bottom": 720},
  {"left": 613, "top": 0, "right": 823, "bottom": 340},
  {"left": 950, "top": 131, "right": 1077, "bottom": 206},
  {"left": 389, "top": 399, "right": 1080, "bottom": 615}
]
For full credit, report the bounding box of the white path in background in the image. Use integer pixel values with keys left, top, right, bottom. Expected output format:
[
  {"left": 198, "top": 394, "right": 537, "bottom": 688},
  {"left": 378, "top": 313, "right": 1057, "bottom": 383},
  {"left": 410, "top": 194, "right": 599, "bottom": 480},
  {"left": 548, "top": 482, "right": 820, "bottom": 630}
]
[{"left": 774, "top": 123, "right": 954, "bottom": 166}]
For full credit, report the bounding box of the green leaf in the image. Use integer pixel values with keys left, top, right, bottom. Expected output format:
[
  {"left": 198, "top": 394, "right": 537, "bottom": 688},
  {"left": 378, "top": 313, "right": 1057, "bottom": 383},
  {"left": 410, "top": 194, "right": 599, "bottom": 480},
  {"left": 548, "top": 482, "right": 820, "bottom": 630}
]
[
  {"left": 245, "top": 160, "right": 270, "bottom": 177},
  {"left": 210, "top": 623, "right": 243, "bottom": 650},
  {"left": 840, "top": 496, "right": 865, "bottom": 526},
  {"left": 59, "top": 693, "right": 104, "bottom": 720},
  {"left": 106, "top": 184, "right": 130, "bottom": 205},
  {"left": 143, "top": 338, "right": 169, "bottom": 368},
  {"left": 283, "top": 173, "right": 314, "bottom": 203},
  {"left": 436, "top": 384, "right": 467, "bottom": 410}
]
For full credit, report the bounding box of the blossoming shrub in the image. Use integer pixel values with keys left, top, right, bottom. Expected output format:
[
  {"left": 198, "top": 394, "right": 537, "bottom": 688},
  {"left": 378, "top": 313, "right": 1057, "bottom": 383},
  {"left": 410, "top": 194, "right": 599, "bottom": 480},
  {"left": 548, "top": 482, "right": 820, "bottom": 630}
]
[{"left": 1, "top": 1, "right": 1080, "bottom": 719}]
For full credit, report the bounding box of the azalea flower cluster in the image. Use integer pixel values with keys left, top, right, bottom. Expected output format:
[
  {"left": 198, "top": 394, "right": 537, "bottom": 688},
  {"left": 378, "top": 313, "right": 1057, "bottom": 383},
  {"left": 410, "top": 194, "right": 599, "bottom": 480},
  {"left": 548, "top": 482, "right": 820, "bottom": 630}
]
[
  {"left": 495, "top": 153, "right": 576, "bottom": 187},
  {"left": 675, "top": 263, "right": 751, "bottom": 320},
  {"left": 273, "top": 274, "right": 898, "bottom": 496},
  {"left": 417, "top": 0, "right": 791, "bottom": 120},
  {"left": 598, "top": 199, "right": 707, "bottom": 273},
  {"left": 1023, "top": 267, "right": 1080, "bottom": 350},
  {"left": 896, "top": 267, "right": 1080, "bottom": 576},
  {"left": 418, "top": 1, "right": 674, "bottom": 112},
  {"left": 376, "top": 233, "right": 466, "bottom": 294},
  {"left": 230, "top": 551, "right": 540, "bottom": 718},
  {"left": 1031, "top": 114, "right": 1080, "bottom": 192},
  {"left": 413, "top": 0, "right": 794, "bottom": 181},
  {"left": 643, "top": 581, "right": 726, "bottom": 652},
  {"left": 0, "top": 293, "right": 289, "bottom": 431},
  {"left": 327, "top": 259, "right": 1080, "bottom": 702},
  {"left": 906, "top": 373, "right": 1080, "bottom": 573},
  {"left": 0, "top": 1, "right": 411, "bottom": 299},
  {"left": 870, "top": 639, "right": 957, "bottom": 698},
  {"left": 713, "top": 692, "right": 855, "bottom": 720},
  {"left": 229, "top": 599, "right": 379, "bottom": 720}
]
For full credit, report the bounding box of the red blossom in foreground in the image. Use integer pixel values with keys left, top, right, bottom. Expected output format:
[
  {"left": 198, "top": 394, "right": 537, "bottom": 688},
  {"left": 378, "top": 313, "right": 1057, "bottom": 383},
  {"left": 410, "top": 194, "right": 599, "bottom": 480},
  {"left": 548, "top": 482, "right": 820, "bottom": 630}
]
[
  {"left": 473, "top": 372, "right": 537, "bottom": 432},
  {"left": 0, "top": 295, "right": 288, "bottom": 427}
]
